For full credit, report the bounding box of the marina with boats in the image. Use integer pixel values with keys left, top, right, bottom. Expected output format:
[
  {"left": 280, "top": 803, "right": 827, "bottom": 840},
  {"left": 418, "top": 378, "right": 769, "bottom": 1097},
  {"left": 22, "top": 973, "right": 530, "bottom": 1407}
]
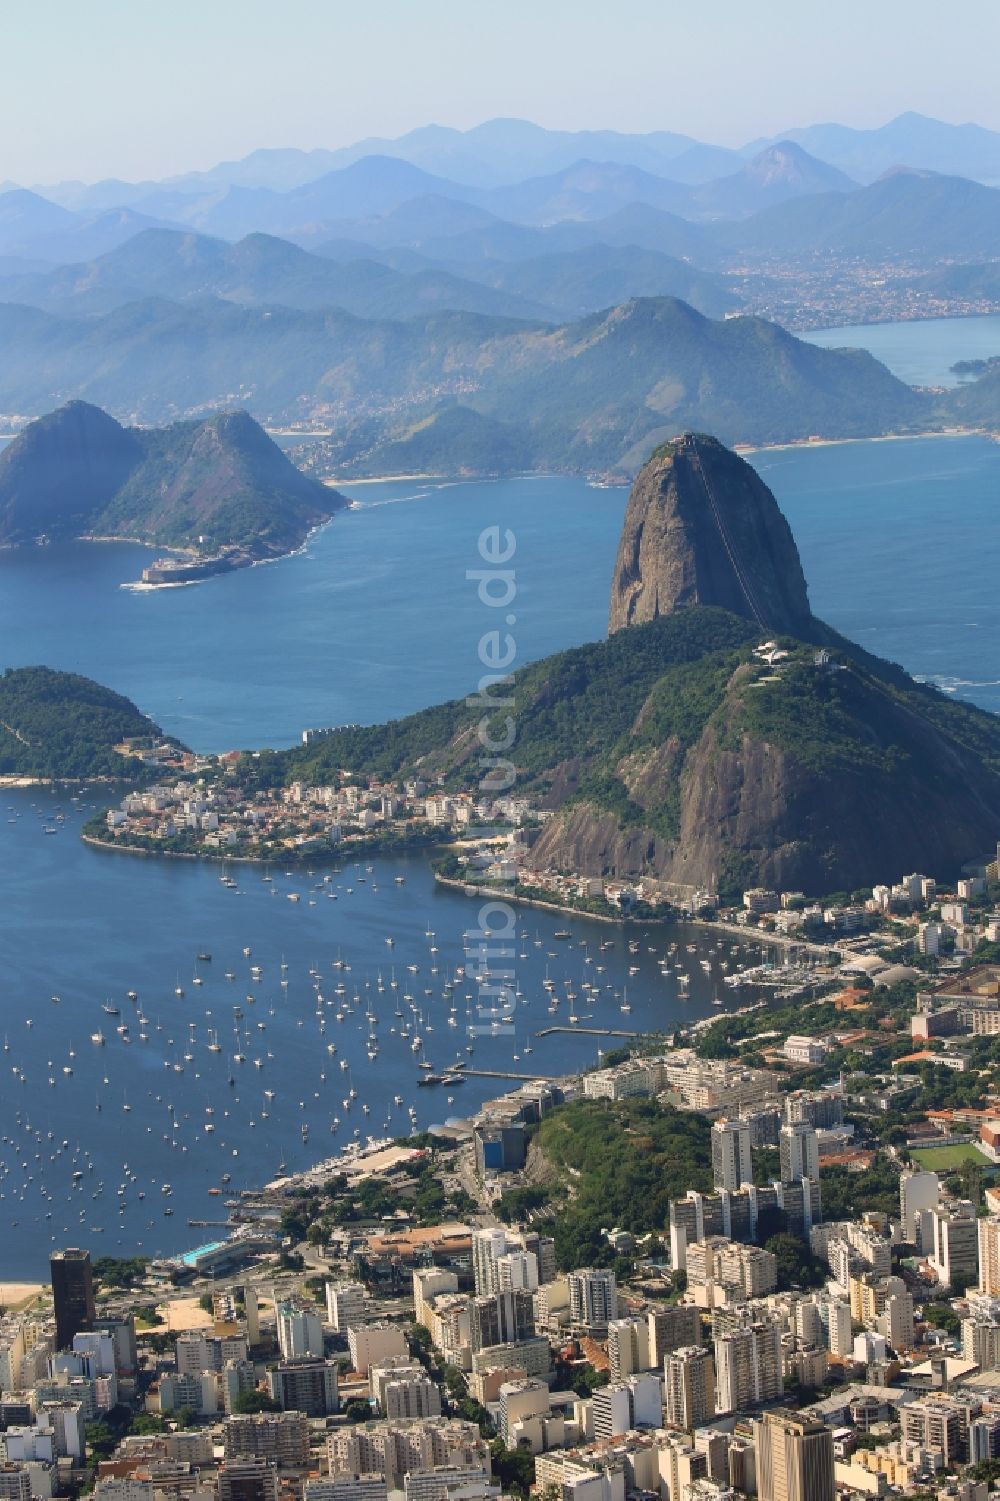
[{"left": 0, "top": 784, "right": 825, "bottom": 1279}]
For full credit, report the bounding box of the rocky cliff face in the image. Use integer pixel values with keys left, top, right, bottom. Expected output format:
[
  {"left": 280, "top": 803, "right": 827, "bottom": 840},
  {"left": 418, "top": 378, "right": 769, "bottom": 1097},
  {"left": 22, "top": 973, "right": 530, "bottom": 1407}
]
[
  {"left": 608, "top": 433, "right": 812, "bottom": 635},
  {"left": 524, "top": 663, "right": 1000, "bottom": 895}
]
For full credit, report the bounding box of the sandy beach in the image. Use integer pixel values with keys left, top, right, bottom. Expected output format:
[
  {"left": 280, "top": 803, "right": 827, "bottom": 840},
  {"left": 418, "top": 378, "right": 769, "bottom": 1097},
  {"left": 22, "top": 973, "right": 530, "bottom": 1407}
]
[{"left": 0, "top": 1282, "right": 45, "bottom": 1311}]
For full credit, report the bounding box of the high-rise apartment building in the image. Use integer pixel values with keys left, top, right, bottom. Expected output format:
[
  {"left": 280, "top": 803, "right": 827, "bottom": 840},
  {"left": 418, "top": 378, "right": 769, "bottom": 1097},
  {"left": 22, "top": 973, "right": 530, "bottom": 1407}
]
[
  {"left": 567, "top": 1269, "right": 617, "bottom": 1333},
  {"left": 664, "top": 1346, "right": 716, "bottom": 1430},
  {"left": 754, "top": 1410, "right": 834, "bottom": 1501},
  {"left": 325, "top": 1282, "right": 366, "bottom": 1333},
  {"left": 779, "top": 1123, "right": 820, "bottom": 1185},
  {"left": 979, "top": 1218, "right": 1000, "bottom": 1296},
  {"left": 648, "top": 1304, "right": 701, "bottom": 1365},
  {"left": 471, "top": 1229, "right": 509, "bottom": 1296},
  {"left": 714, "top": 1319, "right": 782, "bottom": 1414},
  {"left": 711, "top": 1120, "right": 753, "bottom": 1192},
  {"left": 276, "top": 1302, "right": 324, "bottom": 1361}
]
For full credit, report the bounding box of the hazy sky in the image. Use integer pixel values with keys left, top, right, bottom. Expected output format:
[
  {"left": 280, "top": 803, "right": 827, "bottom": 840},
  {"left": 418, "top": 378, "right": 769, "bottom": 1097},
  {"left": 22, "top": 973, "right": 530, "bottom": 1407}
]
[{"left": 5, "top": 0, "right": 999, "bottom": 183}]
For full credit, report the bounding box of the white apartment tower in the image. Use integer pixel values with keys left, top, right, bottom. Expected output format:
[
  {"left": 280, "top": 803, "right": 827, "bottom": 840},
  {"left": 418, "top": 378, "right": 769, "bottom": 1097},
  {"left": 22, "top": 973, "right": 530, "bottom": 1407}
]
[
  {"left": 711, "top": 1120, "right": 753, "bottom": 1192},
  {"left": 665, "top": 1346, "right": 716, "bottom": 1430},
  {"left": 567, "top": 1269, "right": 617, "bottom": 1333},
  {"left": 779, "top": 1123, "right": 819, "bottom": 1185}
]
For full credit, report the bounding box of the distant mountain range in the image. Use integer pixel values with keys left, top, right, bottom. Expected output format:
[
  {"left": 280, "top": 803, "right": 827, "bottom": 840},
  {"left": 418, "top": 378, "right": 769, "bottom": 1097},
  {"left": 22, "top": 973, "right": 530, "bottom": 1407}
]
[
  {"left": 38, "top": 144, "right": 852, "bottom": 246},
  {"left": 0, "top": 401, "right": 343, "bottom": 559},
  {"left": 716, "top": 169, "right": 1000, "bottom": 260},
  {"left": 2, "top": 114, "right": 1000, "bottom": 482},
  {"left": 28, "top": 113, "right": 1000, "bottom": 208},
  {"left": 750, "top": 112, "right": 1000, "bottom": 185},
  {"left": 3, "top": 142, "right": 999, "bottom": 286},
  {"left": 0, "top": 189, "right": 186, "bottom": 264},
  {"left": 0, "top": 227, "right": 740, "bottom": 323}
]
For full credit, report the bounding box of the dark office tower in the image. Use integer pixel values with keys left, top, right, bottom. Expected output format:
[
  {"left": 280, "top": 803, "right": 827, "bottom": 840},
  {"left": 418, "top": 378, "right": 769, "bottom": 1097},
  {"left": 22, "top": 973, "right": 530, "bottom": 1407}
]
[{"left": 50, "top": 1249, "right": 95, "bottom": 1350}]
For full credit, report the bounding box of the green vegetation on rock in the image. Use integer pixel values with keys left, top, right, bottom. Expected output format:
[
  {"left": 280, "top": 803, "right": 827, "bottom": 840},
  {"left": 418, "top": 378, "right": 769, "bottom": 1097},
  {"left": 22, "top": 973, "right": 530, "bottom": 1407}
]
[
  {"left": 260, "top": 595, "right": 1000, "bottom": 894},
  {"left": 0, "top": 666, "right": 169, "bottom": 779},
  {"left": 529, "top": 1096, "right": 712, "bottom": 1269}
]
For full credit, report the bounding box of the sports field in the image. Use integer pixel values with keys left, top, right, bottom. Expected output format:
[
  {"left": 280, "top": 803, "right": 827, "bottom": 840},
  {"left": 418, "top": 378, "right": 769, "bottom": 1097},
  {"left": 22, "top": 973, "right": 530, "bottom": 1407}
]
[{"left": 910, "top": 1143, "right": 991, "bottom": 1171}]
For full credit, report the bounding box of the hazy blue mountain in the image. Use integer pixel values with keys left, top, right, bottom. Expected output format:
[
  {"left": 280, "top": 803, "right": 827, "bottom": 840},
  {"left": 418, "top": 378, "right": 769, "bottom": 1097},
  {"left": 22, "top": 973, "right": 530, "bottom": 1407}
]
[
  {"left": 366, "top": 202, "right": 715, "bottom": 267},
  {"left": 660, "top": 142, "right": 752, "bottom": 184},
  {"left": 164, "top": 146, "right": 359, "bottom": 192},
  {"left": 32, "top": 123, "right": 747, "bottom": 205},
  {"left": 275, "top": 125, "right": 513, "bottom": 188},
  {"left": 477, "top": 160, "right": 694, "bottom": 223},
  {"left": 557, "top": 204, "right": 717, "bottom": 260},
  {"left": 0, "top": 253, "right": 52, "bottom": 275},
  {"left": 443, "top": 298, "right": 928, "bottom": 470},
  {"left": 0, "top": 188, "right": 77, "bottom": 238},
  {"left": 0, "top": 198, "right": 188, "bottom": 264},
  {"left": 719, "top": 169, "right": 1000, "bottom": 259},
  {"left": 457, "top": 244, "right": 741, "bottom": 319},
  {"left": 0, "top": 297, "right": 537, "bottom": 423},
  {"left": 0, "top": 189, "right": 91, "bottom": 261},
  {"left": 20, "top": 111, "right": 1000, "bottom": 242},
  {"left": 28, "top": 177, "right": 161, "bottom": 213},
  {"left": 0, "top": 228, "right": 552, "bottom": 321},
  {"left": 689, "top": 142, "right": 857, "bottom": 218},
  {"left": 184, "top": 156, "right": 477, "bottom": 240},
  {"left": 753, "top": 111, "right": 1000, "bottom": 184},
  {"left": 300, "top": 118, "right": 739, "bottom": 186},
  {"left": 309, "top": 194, "right": 504, "bottom": 251}
]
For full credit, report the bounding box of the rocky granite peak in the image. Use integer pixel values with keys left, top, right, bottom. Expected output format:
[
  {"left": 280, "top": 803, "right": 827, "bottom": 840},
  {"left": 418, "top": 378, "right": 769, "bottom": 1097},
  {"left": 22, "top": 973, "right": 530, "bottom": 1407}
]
[{"left": 608, "top": 432, "right": 812, "bottom": 636}]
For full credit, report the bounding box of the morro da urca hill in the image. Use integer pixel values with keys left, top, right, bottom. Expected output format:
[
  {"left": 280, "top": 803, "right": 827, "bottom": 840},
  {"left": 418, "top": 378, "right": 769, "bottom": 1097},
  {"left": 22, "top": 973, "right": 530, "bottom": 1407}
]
[
  {"left": 0, "top": 400, "right": 344, "bottom": 561},
  {"left": 289, "top": 433, "right": 1000, "bottom": 897},
  {"left": 608, "top": 432, "right": 812, "bottom": 635},
  {"left": 0, "top": 666, "right": 175, "bottom": 780}
]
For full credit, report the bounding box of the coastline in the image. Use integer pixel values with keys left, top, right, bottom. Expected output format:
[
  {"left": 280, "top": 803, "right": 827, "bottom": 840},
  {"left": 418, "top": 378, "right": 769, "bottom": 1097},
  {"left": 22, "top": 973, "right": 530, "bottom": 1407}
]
[
  {"left": 82, "top": 827, "right": 449, "bottom": 865},
  {"left": 45, "top": 506, "right": 345, "bottom": 591},
  {"left": 0, "top": 774, "right": 127, "bottom": 788},
  {"left": 435, "top": 871, "right": 637, "bottom": 926},
  {"left": 434, "top": 874, "right": 839, "bottom": 957},
  {"left": 322, "top": 425, "right": 994, "bottom": 489},
  {"left": 736, "top": 425, "right": 992, "bottom": 457}
]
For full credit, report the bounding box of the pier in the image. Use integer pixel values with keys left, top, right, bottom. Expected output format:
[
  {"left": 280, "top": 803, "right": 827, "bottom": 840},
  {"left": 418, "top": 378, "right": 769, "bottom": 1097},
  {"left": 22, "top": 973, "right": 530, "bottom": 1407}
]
[
  {"left": 459, "top": 1067, "right": 558, "bottom": 1081},
  {"left": 535, "top": 1025, "right": 638, "bottom": 1039}
]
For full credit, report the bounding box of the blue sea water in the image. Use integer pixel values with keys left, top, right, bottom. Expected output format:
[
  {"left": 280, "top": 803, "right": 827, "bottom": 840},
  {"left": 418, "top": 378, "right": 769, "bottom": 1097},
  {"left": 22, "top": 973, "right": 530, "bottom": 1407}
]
[
  {"left": 0, "top": 476, "right": 628, "bottom": 753},
  {"left": 756, "top": 436, "right": 1000, "bottom": 716},
  {"left": 801, "top": 312, "right": 1000, "bottom": 388}
]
